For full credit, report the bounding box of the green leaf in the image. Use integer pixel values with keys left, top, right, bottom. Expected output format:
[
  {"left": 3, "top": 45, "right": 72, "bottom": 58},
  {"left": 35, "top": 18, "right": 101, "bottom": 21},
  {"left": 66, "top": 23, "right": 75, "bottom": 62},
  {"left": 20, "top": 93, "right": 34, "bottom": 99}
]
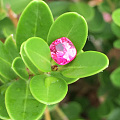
[
  {"left": 47, "top": 12, "right": 88, "bottom": 52},
  {"left": 113, "top": 40, "right": 120, "bottom": 49},
  {"left": 48, "top": 1, "right": 70, "bottom": 18},
  {"left": 12, "top": 57, "right": 29, "bottom": 80},
  {"left": 50, "top": 71, "right": 78, "bottom": 84},
  {"left": 62, "top": 51, "right": 109, "bottom": 78},
  {"left": 69, "top": 2, "right": 95, "bottom": 21},
  {"left": 111, "top": 22, "right": 120, "bottom": 38},
  {"left": 0, "top": 58, "right": 17, "bottom": 80},
  {"left": 20, "top": 42, "right": 40, "bottom": 75},
  {"left": 110, "top": 67, "right": 120, "bottom": 87},
  {"left": 88, "top": 9, "right": 105, "bottom": 33},
  {"left": 112, "top": 8, "right": 120, "bottom": 27},
  {"left": 24, "top": 37, "right": 51, "bottom": 72},
  {"left": 30, "top": 75, "right": 68, "bottom": 104},
  {"left": 4, "top": 35, "right": 19, "bottom": 60},
  {"left": 5, "top": 79, "right": 46, "bottom": 120},
  {"left": 16, "top": 0, "right": 54, "bottom": 50},
  {"left": 0, "top": 84, "right": 10, "bottom": 119},
  {"left": 0, "top": 75, "right": 9, "bottom": 83}
]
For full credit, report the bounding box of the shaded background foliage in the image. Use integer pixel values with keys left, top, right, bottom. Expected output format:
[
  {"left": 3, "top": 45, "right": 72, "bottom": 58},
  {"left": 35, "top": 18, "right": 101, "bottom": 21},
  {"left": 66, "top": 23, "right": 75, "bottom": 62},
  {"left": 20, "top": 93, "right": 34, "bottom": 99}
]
[{"left": 0, "top": 0, "right": 120, "bottom": 120}]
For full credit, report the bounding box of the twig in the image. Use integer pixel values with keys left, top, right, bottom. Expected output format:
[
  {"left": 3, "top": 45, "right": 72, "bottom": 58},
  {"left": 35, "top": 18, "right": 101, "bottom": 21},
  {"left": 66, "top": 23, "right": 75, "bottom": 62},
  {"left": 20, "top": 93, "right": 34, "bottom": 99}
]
[
  {"left": 45, "top": 107, "right": 51, "bottom": 120},
  {"left": 55, "top": 105, "right": 69, "bottom": 120}
]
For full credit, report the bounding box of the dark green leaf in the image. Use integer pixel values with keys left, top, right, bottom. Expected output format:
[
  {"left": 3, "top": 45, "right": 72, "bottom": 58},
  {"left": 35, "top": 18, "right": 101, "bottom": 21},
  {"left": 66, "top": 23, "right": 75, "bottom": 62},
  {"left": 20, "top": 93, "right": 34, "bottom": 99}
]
[
  {"left": 24, "top": 37, "right": 51, "bottom": 72},
  {"left": 30, "top": 75, "right": 68, "bottom": 104},
  {"left": 62, "top": 51, "right": 109, "bottom": 78},
  {"left": 12, "top": 57, "right": 29, "bottom": 80},
  {"left": 5, "top": 79, "right": 46, "bottom": 120},
  {"left": 16, "top": 0, "right": 54, "bottom": 50},
  {"left": 69, "top": 2, "right": 95, "bottom": 21},
  {"left": 20, "top": 42, "right": 40, "bottom": 75},
  {"left": 4, "top": 35, "right": 19, "bottom": 60},
  {"left": 47, "top": 12, "right": 88, "bottom": 52}
]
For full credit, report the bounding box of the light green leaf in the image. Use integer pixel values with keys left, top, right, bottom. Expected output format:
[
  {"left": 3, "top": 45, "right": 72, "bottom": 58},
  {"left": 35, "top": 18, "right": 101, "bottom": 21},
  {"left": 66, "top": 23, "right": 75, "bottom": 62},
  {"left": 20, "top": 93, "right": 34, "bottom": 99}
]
[
  {"left": 4, "top": 35, "right": 19, "bottom": 60},
  {"left": 16, "top": 0, "right": 54, "bottom": 50},
  {"left": 24, "top": 37, "right": 51, "bottom": 72},
  {"left": 20, "top": 42, "right": 40, "bottom": 75},
  {"left": 47, "top": 12, "right": 88, "bottom": 52},
  {"left": 30, "top": 75, "right": 68, "bottom": 105},
  {"left": 112, "top": 8, "right": 120, "bottom": 27},
  {"left": 5, "top": 79, "right": 46, "bottom": 120},
  {"left": 12, "top": 57, "right": 29, "bottom": 80},
  {"left": 50, "top": 71, "right": 78, "bottom": 84},
  {"left": 0, "top": 84, "right": 10, "bottom": 119},
  {"left": 113, "top": 40, "right": 120, "bottom": 49},
  {"left": 0, "top": 75, "right": 9, "bottom": 83},
  {"left": 69, "top": 2, "right": 95, "bottom": 21},
  {"left": 0, "top": 58, "right": 17, "bottom": 80},
  {"left": 48, "top": 1, "right": 70, "bottom": 18},
  {"left": 110, "top": 67, "right": 120, "bottom": 87},
  {"left": 62, "top": 51, "right": 109, "bottom": 78}
]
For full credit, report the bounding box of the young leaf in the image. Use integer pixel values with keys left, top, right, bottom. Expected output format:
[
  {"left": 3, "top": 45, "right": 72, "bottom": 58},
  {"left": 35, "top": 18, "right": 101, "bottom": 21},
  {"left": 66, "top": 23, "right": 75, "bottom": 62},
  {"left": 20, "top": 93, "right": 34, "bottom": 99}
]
[
  {"left": 0, "top": 84, "right": 10, "bottom": 119},
  {"left": 0, "top": 58, "right": 17, "bottom": 80},
  {"left": 5, "top": 79, "right": 46, "bottom": 120},
  {"left": 110, "top": 67, "right": 120, "bottom": 87},
  {"left": 16, "top": 0, "right": 54, "bottom": 50},
  {"left": 30, "top": 75, "right": 68, "bottom": 105},
  {"left": 113, "top": 40, "right": 120, "bottom": 49},
  {"left": 4, "top": 35, "right": 19, "bottom": 60},
  {"left": 62, "top": 51, "right": 109, "bottom": 78},
  {"left": 69, "top": 2, "right": 95, "bottom": 21},
  {"left": 12, "top": 57, "right": 29, "bottom": 80},
  {"left": 24, "top": 37, "right": 51, "bottom": 72},
  {"left": 112, "top": 8, "right": 120, "bottom": 27},
  {"left": 20, "top": 42, "right": 40, "bottom": 75},
  {"left": 47, "top": 12, "right": 88, "bottom": 52},
  {"left": 50, "top": 71, "right": 78, "bottom": 84}
]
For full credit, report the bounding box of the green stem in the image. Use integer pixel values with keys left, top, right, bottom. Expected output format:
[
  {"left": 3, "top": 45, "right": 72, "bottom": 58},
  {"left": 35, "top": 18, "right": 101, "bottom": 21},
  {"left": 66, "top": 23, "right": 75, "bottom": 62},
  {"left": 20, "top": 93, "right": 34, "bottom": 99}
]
[{"left": 55, "top": 105, "right": 69, "bottom": 120}]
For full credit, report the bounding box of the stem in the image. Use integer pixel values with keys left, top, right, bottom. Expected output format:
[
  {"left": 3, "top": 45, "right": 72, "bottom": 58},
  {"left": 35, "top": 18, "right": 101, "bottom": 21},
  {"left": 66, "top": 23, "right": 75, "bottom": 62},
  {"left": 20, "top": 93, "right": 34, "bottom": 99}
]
[
  {"left": 106, "top": 0, "right": 115, "bottom": 12},
  {"left": 45, "top": 107, "right": 51, "bottom": 120},
  {"left": 55, "top": 105, "right": 69, "bottom": 120}
]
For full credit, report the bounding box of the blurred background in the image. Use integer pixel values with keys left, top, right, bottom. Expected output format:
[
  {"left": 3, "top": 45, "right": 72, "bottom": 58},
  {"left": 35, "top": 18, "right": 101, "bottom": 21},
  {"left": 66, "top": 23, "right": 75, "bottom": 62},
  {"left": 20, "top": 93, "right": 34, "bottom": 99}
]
[{"left": 0, "top": 0, "right": 120, "bottom": 120}]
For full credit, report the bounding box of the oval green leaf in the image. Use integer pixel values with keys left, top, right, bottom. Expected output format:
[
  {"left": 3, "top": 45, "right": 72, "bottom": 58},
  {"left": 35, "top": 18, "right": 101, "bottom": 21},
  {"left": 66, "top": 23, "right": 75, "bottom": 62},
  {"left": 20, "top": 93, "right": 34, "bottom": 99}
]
[
  {"left": 47, "top": 12, "right": 88, "bottom": 52},
  {"left": 24, "top": 37, "right": 51, "bottom": 72},
  {"left": 16, "top": 0, "right": 54, "bottom": 50},
  {"left": 12, "top": 57, "right": 29, "bottom": 80},
  {"left": 113, "top": 40, "right": 120, "bottom": 49},
  {"left": 4, "top": 35, "right": 19, "bottom": 60},
  {"left": 62, "top": 51, "right": 109, "bottom": 78},
  {"left": 112, "top": 8, "right": 120, "bottom": 27},
  {"left": 20, "top": 42, "right": 40, "bottom": 75},
  {"left": 30, "top": 75, "right": 68, "bottom": 105},
  {"left": 5, "top": 79, "right": 46, "bottom": 120},
  {"left": 69, "top": 2, "right": 95, "bottom": 21},
  {"left": 110, "top": 67, "right": 120, "bottom": 87}
]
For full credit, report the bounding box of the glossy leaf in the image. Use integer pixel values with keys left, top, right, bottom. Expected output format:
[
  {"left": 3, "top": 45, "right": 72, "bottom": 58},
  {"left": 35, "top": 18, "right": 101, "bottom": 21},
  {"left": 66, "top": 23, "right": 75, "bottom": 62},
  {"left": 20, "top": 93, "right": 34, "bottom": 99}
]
[
  {"left": 24, "top": 37, "right": 51, "bottom": 72},
  {"left": 4, "top": 35, "right": 19, "bottom": 60},
  {"left": 50, "top": 71, "right": 78, "bottom": 84},
  {"left": 0, "top": 57, "right": 17, "bottom": 80},
  {"left": 0, "top": 84, "right": 10, "bottom": 119},
  {"left": 5, "top": 79, "right": 46, "bottom": 120},
  {"left": 111, "top": 22, "right": 120, "bottom": 38},
  {"left": 62, "top": 51, "right": 109, "bottom": 78},
  {"left": 20, "top": 42, "right": 40, "bottom": 75},
  {"left": 69, "top": 2, "right": 95, "bottom": 21},
  {"left": 113, "top": 40, "right": 120, "bottom": 49},
  {"left": 48, "top": 1, "right": 70, "bottom": 18},
  {"left": 110, "top": 67, "right": 120, "bottom": 87},
  {"left": 47, "top": 12, "right": 88, "bottom": 52},
  {"left": 88, "top": 9, "right": 105, "bottom": 33},
  {"left": 16, "top": 0, "right": 54, "bottom": 50},
  {"left": 30, "top": 75, "right": 68, "bottom": 104},
  {"left": 12, "top": 57, "right": 29, "bottom": 80},
  {"left": 112, "top": 8, "right": 120, "bottom": 27}
]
